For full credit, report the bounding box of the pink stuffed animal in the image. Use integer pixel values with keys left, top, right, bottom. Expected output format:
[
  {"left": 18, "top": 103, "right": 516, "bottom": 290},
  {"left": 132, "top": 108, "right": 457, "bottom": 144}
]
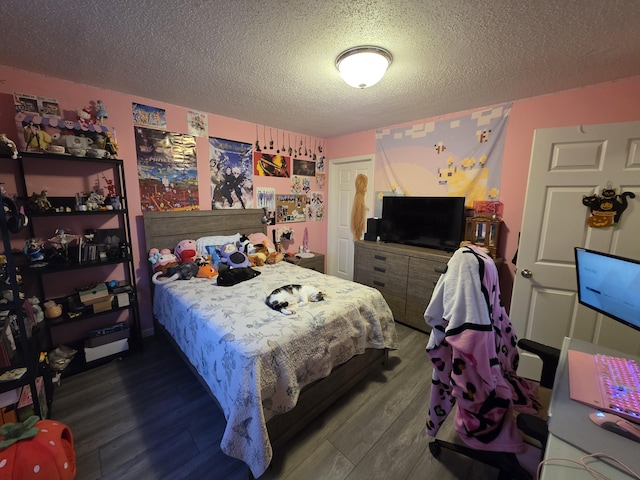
[{"left": 174, "top": 239, "right": 198, "bottom": 263}]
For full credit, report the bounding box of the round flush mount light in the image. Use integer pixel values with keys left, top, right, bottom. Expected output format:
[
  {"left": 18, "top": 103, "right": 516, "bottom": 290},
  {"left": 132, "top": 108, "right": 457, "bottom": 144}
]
[{"left": 335, "top": 46, "right": 393, "bottom": 89}]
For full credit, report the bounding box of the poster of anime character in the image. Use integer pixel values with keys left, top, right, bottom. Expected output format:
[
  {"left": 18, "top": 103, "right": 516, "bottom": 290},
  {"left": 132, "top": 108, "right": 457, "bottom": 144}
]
[
  {"left": 256, "top": 187, "right": 276, "bottom": 225},
  {"left": 210, "top": 137, "right": 254, "bottom": 209},
  {"left": 306, "top": 192, "right": 325, "bottom": 221},
  {"left": 135, "top": 127, "right": 198, "bottom": 212},
  {"left": 187, "top": 110, "right": 208, "bottom": 137},
  {"left": 253, "top": 151, "right": 290, "bottom": 177},
  {"left": 293, "top": 158, "right": 316, "bottom": 176},
  {"left": 132, "top": 103, "right": 167, "bottom": 129}
]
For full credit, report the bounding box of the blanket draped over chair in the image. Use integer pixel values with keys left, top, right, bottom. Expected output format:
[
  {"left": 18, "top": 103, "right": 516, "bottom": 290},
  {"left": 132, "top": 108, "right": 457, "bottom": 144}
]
[{"left": 425, "top": 244, "right": 540, "bottom": 453}]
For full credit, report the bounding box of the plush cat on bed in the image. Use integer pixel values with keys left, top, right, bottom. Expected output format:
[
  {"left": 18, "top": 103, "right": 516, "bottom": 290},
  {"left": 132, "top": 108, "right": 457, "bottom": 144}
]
[{"left": 265, "top": 284, "right": 325, "bottom": 315}]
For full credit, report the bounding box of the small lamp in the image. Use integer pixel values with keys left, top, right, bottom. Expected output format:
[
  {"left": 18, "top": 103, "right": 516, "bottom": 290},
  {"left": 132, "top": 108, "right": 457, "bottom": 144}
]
[{"left": 336, "top": 46, "right": 393, "bottom": 89}]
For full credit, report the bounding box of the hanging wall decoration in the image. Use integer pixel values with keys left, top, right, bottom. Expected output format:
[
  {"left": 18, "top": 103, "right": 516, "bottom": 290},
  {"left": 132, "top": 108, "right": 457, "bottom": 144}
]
[
  {"left": 253, "top": 151, "right": 290, "bottom": 177},
  {"left": 256, "top": 187, "right": 276, "bottom": 225},
  {"left": 582, "top": 184, "right": 636, "bottom": 228},
  {"left": 132, "top": 103, "right": 167, "bottom": 129},
  {"left": 135, "top": 127, "right": 198, "bottom": 211},
  {"left": 276, "top": 194, "right": 307, "bottom": 223},
  {"left": 187, "top": 110, "right": 208, "bottom": 137},
  {"left": 209, "top": 137, "right": 254, "bottom": 209}
]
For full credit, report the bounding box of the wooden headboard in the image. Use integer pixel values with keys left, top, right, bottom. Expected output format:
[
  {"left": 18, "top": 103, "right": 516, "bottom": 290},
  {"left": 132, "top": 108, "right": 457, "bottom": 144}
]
[{"left": 143, "top": 209, "right": 268, "bottom": 253}]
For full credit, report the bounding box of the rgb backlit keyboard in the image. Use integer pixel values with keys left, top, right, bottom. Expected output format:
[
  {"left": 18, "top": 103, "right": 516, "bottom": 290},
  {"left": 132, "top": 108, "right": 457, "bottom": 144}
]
[{"left": 595, "top": 354, "right": 640, "bottom": 421}]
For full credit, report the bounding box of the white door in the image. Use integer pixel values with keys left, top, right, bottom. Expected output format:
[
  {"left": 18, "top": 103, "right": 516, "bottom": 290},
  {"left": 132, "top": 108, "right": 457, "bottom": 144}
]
[
  {"left": 327, "top": 155, "right": 375, "bottom": 280},
  {"left": 511, "top": 121, "right": 640, "bottom": 379}
]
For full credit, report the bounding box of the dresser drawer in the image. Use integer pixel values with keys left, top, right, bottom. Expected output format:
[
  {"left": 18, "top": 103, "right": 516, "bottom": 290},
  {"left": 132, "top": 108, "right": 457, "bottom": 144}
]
[{"left": 354, "top": 267, "right": 407, "bottom": 297}]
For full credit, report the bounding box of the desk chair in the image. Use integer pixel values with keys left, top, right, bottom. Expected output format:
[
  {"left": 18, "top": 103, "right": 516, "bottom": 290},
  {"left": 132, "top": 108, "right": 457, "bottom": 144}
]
[{"left": 424, "top": 245, "right": 561, "bottom": 480}]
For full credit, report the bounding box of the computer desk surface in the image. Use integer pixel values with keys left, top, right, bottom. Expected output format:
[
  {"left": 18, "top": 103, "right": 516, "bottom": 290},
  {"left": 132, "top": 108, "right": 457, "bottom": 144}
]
[{"left": 540, "top": 337, "right": 640, "bottom": 479}]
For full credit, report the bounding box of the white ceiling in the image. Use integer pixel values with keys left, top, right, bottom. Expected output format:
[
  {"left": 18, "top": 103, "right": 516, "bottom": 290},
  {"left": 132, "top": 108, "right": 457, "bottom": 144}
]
[{"left": 1, "top": 1, "right": 640, "bottom": 139}]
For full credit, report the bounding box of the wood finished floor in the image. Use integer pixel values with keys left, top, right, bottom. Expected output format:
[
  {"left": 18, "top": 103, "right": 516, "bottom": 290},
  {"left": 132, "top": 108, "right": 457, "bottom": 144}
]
[{"left": 53, "top": 323, "right": 502, "bottom": 480}]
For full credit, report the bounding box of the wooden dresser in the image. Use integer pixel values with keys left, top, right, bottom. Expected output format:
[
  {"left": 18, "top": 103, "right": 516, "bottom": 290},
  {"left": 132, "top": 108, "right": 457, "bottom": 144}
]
[{"left": 353, "top": 241, "right": 452, "bottom": 333}]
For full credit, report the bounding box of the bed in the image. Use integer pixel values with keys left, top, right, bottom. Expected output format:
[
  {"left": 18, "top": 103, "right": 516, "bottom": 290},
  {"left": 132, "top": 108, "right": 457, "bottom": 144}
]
[{"left": 143, "top": 209, "right": 398, "bottom": 478}]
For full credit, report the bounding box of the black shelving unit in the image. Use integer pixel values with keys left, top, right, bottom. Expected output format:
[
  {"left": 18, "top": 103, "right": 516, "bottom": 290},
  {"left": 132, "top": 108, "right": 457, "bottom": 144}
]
[
  {"left": 0, "top": 194, "right": 51, "bottom": 420},
  {"left": 12, "top": 151, "right": 141, "bottom": 377}
]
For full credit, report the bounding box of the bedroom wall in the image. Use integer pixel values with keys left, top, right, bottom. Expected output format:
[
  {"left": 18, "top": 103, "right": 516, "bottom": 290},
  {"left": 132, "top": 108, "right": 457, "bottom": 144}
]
[
  {"left": 327, "top": 74, "right": 640, "bottom": 309},
  {"left": 0, "top": 64, "right": 328, "bottom": 336}
]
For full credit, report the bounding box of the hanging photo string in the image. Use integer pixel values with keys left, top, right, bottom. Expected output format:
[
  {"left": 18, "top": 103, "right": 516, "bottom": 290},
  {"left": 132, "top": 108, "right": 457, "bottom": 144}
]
[
  {"left": 255, "top": 125, "right": 261, "bottom": 152},
  {"left": 281, "top": 131, "right": 285, "bottom": 154},
  {"left": 276, "top": 129, "right": 280, "bottom": 153},
  {"left": 269, "top": 128, "right": 274, "bottom": 150},
  {"left": 263, "top": 126, "right": 266, "bottom": 152},
  {"left": 288, "top": 134, "right": 293, "bottom": 156},
  {"left": 313, "top": 140, "right": 317, "bottom": 160},
  {"left": 298, "top": 138, "right": 303, "bottom": 156},
  {"left": 582, "top": 182, "right": 636, "bottom": 228}
]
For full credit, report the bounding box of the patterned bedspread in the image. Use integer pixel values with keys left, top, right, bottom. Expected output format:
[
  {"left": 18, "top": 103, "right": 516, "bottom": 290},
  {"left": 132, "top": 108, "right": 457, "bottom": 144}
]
[{"left": 153, "top": 260, "right": 398, "bottom": 477}]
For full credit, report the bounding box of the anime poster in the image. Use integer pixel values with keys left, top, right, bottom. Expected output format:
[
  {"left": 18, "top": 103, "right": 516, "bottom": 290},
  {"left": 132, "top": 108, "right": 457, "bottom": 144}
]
[
  {"left": 187, "top": 110, "right": 208, "bottom": 137},
  {"left": 135, "top": 127, "right": 198, "bottom": 211},
  {"left": 132, "top": 103, "right": 167, "bottom": 129},
  {"left": 293, "top": 158, "right": 316, "bottom": 176},
  {"left": 306, "top": 192, "right": 325, "bottom": 221},
  {"left": 253, "top": 151, "right": 290, "bottom": 177},
  {"left": 276, "top": 194, "right": 307, "bottom": 223},
  {"left": 290, "top": 175, "right": 311, "bottom": 195},
  {"left": 209, "top": 137, "right": 254, "bottom": 209},
  {"left": 256, "top": 187, "right": 276, "bottom": 225}
]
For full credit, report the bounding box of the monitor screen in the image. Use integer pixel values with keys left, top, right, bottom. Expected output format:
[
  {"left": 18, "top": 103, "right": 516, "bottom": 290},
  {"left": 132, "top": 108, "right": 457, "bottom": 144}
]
[{"left": 574, "top": 247, "right": 640, "bottom": 333}]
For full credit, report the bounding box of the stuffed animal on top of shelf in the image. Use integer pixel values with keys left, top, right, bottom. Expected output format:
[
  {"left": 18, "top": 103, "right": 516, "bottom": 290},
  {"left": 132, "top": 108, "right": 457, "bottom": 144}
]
[{"left": 0, "top": 133, "right": 18, "bottom": 159}]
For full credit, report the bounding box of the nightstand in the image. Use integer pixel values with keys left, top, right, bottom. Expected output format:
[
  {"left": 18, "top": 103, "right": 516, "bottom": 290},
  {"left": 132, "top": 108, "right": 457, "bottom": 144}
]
[{"left": 285, "top": 253, "right": 325, "bottom": 273}]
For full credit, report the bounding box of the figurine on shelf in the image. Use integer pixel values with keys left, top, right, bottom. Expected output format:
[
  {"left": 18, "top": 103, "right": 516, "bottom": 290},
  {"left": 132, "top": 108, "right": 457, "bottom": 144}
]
[
  {"left": 28, "top": 190, "right": 53, "bottom": 212},
  {"left": 48, "top": 228, "right": 78, "bottom": 262},
  {"left": 85, "top": 191, "right": 105, "bottom": 211},
  {"left": 23, "top": 122, "right": 53, "bottom": 151},
  {"left": 22, "top": 238, "right": 45, "bottom": 263},
  {"left": 95, "top": 100, "right": 108, "bottom": 125},
  {"left": 104, "top": 131, "right": 118, "bottom": 158},
  {"left": 76, "top": 107, "right": 94, "bottom": 128},
  {"left": 0, "top": 133, "right": 18, "bottom": 159}
]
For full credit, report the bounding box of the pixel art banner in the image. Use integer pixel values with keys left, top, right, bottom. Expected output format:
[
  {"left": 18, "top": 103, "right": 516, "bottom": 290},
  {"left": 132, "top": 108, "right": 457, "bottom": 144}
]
[{"left": 375, "top": 104, "right": 511, "bottom": 207}]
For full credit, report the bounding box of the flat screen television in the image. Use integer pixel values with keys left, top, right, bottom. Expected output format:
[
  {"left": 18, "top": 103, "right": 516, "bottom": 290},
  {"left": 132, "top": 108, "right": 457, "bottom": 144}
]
[
  {"left": 574, "top": 247, "right": 640, "bottom": 333},
  {"left": 379, "top": 196, "right": 466, "bottom": 252}
]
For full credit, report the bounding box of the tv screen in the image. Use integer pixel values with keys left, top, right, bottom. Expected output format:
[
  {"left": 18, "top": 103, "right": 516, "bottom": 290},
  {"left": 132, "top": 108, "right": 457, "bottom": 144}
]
[
  {"left": 574, "top": 247, "right": 640, "bottom": 333},
  {"left": 380, "top": 196, "right": 465, "bottom": 252}
]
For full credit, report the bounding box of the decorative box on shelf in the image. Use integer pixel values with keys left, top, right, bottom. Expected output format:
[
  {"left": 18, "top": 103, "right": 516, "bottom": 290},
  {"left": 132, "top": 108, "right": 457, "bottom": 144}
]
[
  {"left": 78, "top": 283, "right": 108, "bottom": 306},
  {"left": 464, "top": 215, "right": 503, "bottom": 258}
]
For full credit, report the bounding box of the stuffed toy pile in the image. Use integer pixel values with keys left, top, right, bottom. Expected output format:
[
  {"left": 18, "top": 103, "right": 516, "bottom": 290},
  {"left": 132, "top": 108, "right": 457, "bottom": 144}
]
[{"left": 149, "top": 240, "right": 219, "bottom": 285}]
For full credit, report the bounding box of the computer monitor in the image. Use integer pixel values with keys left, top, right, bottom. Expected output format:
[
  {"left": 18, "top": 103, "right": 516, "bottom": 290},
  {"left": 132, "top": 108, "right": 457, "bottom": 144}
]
[{"left": 574, "top": 247, "right": 640, "bottom": 333}]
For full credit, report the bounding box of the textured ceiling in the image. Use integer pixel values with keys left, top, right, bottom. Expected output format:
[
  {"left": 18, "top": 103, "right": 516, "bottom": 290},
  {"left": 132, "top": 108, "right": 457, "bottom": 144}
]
[{"left": 1, "top": 0, "right": 640, "bottom": 139}]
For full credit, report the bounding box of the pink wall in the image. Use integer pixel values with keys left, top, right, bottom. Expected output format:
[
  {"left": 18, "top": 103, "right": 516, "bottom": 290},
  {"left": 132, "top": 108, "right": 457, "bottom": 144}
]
[
  {"left": 0, "top": 65, "right": 328, "bottom": 335},
  {"left": 328, "top": 75, "right": 640, "bottom": 309}
]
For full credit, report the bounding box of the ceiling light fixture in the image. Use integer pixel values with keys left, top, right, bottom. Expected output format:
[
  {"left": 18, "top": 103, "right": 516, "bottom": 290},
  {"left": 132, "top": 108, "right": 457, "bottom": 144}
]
[{"left": 336, "top": 46, "right": 393, "bottom": 89}]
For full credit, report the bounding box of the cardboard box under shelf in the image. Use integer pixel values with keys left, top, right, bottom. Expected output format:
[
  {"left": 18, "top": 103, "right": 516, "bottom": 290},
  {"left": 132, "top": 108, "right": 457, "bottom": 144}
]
[
  {"left": 92, "top": 296, "right": 114, "bottom": 314},
  {"left": 84, "top": 338, "right": 129, "bottom": 362},
  {"left": 79, "top": 282, "right": 109, "bottom": 305}
]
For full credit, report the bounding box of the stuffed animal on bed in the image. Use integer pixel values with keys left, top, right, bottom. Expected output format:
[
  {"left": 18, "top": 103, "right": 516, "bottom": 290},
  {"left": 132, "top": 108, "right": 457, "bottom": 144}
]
[
  {"left": 197, "top": 264, "right": 218, "bottom": 279},
  {"left": 174, "top": 239, "right": 198, "bottom": 263},
  {"left": 219, "top": 242, "right": 251, "bottom": 268},
  {"left": 152, "top": 262, "right": 199, "bottom": 284}
]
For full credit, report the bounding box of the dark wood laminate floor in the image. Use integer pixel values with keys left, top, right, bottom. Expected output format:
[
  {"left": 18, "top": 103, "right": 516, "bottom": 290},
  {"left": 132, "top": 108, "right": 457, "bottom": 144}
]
[{"left": 52, "top": 323, "right": 501, "bottom": 480}]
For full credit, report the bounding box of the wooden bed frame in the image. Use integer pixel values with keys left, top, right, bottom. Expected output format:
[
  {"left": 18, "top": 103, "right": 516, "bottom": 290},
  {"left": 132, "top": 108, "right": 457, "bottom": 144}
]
[{"left": 143, "top": 209, "right": 389, "bottom": 471}]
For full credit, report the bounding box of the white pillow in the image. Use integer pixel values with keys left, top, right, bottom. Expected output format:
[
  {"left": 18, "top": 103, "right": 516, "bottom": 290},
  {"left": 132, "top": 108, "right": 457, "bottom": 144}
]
[{"left": 196, "top": 233, "right": 241, "bottom": 255}]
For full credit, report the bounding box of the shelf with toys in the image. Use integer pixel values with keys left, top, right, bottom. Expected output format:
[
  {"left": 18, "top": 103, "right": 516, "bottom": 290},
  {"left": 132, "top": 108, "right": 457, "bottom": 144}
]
[{"left": 1, "top": 137, "right": 141, "bottom": 379}]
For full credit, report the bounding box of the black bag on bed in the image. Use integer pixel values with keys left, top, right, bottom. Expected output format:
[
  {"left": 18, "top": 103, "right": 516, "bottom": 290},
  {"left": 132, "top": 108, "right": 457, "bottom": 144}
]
[{"left": 216, "top": 266, "right": 261, "bottom": 286}]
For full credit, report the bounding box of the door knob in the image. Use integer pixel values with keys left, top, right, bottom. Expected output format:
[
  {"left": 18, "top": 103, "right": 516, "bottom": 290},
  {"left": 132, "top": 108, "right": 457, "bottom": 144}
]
[{"left": 521, "top": 269, "right": 533, "bottom": 278}]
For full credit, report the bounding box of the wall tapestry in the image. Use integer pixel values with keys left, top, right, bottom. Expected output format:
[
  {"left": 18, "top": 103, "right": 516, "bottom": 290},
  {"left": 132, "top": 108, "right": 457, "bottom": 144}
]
[
  {"left": 375, "top": 103, "right": 511, "bottom": 207},
  {"left": 209, "top": 137, "right": 254, "bottom": 209},
  {"left": 132, "top": 103, "right": 167, "bottom": 129},
  {"left": 135, "top": 127, "right": 198, "bottom": 212},
  {"left": 253, "top": 151, "right": 290, "bottom": 177}
]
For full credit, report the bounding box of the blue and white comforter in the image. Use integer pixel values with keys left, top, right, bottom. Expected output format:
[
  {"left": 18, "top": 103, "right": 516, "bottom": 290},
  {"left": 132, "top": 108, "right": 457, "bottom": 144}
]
[{"left": 153, "top": 261, "right": 397, "bottom": 477}]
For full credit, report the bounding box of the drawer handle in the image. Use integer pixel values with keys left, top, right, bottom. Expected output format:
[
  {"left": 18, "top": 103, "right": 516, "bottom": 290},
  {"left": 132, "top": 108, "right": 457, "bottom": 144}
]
[
  {"left": 374, "top": 266, "right": 386, "bottom": 273},
  {"left": 374, "top": 255, "right": 387, "bottom": 261},
  {"left": 373, "top": 280, "right": 385, "bottom": 287}
]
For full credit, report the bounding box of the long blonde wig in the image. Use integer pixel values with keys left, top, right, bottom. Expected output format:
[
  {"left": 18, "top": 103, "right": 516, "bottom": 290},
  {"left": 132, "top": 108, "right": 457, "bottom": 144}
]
[{"left": 350, "top": 173, "right": 368, "bottom": 240}]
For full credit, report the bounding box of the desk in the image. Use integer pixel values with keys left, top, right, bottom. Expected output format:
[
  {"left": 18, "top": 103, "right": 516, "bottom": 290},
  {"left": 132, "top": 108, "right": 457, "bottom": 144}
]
[{"left": 540, "top": 337, "right": 639, "bottom": 479}]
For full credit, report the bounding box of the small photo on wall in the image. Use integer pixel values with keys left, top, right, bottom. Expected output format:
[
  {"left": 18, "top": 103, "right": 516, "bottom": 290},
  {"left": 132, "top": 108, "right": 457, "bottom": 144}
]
[
  {"left": 256, "top": 187, "right": 276, "bottom": 225},
  {"left": 132, "top": 103, "right": 167, "bottom": 129},
  {"left": 293, "top": 158, "right": 316, "bottom": 176},
  {"left": 253, "top": 152, "right": 290, "bottom": 177},
  {"left": 188, "top": 110, "right": 208, "bottom": 137}
]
